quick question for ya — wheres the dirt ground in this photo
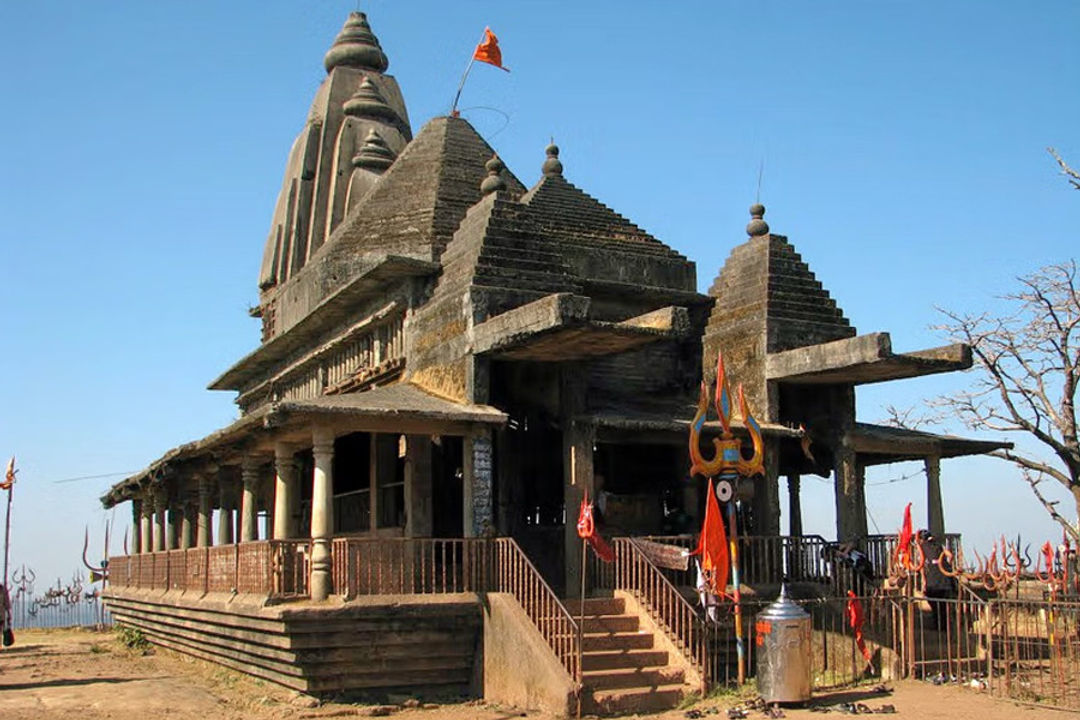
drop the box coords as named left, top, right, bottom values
left=0, top=628, right=1070, bottom=720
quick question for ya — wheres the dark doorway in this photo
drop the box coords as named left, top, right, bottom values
left=431, top=435, right=464, bottom=538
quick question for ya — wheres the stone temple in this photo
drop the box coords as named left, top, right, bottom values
left=100, top=12, right=1006, bottom=714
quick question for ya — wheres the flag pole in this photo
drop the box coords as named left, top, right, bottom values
left=450, top=28, right=489, bottom=117
left=449, top=56, right=476, bottom=117
left=3, top=477, right=13, bottom=597
left=727, top=492, right=745, bottom=685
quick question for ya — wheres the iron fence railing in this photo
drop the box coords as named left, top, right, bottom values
left=492, top=537, right=582, bottom=687
left=105, top=540, right=310, bottom=599
left=330, top=537, right=490, bottom=597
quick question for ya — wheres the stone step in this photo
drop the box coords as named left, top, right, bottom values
left=583, top=665, right=686, bottom=690
left=581, top=649, right=669, bottom=671
left=563, top=596, right=625, bottom=616
left=581, top=631, right=654, bottom=652
left=584, top=685, right=686, bottom=715
left=580, top=614, right=640, bottom=634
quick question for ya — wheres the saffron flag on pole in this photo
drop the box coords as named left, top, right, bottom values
left=897, top=502, right=913, bottom=565
left=576, top=493, right=614, bottom=563
left=690, top=478, right=730, bottom=597
left=473, top=27, right=509, bottom=71
left=0, top=457, right=14, bottom=491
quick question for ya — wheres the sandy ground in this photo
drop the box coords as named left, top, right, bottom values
left=0, top=628, right=1071, bottom=720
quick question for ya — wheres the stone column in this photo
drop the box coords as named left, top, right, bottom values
left=464, top=427, right=494, bottom=538
left=240, top=457, right=261, bottom=543
left=197, top=474, right=214, bottom=547
left=751, top=437, right=782, bottom=536
left=139, top=493, right=153, bottom=554
left=166, top=496, right=183, bottom=551
left=181, top=492, right=198, bottom=550
left=404, top=435, right=433, bottom=537
left=311, top=427, right=335, bottom=601
left=273, top=443, right=298, bottom=540
left=562, top=421, right=595, bottom=597
left=787, top=474, right=803, bottom=536
left=131, top=498, right=143, bottom=556
left=834, top=444, right=868, bottom=542
left=217, top=470, right=235, bottom=545
left=925, top=454, right=944, bottom=537
left=153, top=487, right=167, bottom=552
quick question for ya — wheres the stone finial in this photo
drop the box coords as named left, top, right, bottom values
left=542, top=142, right=563, bottom=177
left=324, top=12, right=389, bottom=73
left=481, top=154, right=507, bottom=195
left=746, top=203, right=769, bottom=237
left=352, top=129, right=396, bottom=172
left=343, top=77, right=398, bottom=122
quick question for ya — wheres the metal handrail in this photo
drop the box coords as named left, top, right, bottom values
left=493, top=537, right=582, bottom=686
left=614, top=537, right=707, bottom=690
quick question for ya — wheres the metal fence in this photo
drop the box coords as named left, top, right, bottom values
left=7, top=584, right=112, bottom=630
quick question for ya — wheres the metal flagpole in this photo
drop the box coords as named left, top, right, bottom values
left=450, top=29, right=488, bottom=116
left=727, top=492, right=745, bottom=684
left=3, top=477, right=13, bottom=594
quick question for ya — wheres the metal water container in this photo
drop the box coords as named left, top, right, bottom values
left=755, top=585, right=812, bottom=704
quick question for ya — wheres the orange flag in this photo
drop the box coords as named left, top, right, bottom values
left=897, top=502, right=913, bottom=565
left=576, top=493, right=613, bottom=563
left=0, top=456, right=14, bottom=491
left=691, top=478, right=730, bottom=596
left=473, top=27, right=509, bottom=72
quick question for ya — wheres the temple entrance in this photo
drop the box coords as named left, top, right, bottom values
left=431, top=435, right=463, bottom=538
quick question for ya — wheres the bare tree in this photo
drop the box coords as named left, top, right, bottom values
left=932, top=260, right=1080, bottom=542
left=1048, top=147, right=1080, bottom=190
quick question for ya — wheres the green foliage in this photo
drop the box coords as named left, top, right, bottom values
left=114, top=624, right=150, bottom=652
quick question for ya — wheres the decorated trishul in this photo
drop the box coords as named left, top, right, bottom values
left=81, top=523, right=111, bottom=584
left=688, top=350, right=764, bottom=687
left=688, top=352, right=765, bottom=482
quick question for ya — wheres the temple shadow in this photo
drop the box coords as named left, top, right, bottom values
left=0, top=676, right=147, bottom=691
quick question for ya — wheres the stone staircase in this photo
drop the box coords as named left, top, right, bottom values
left=565, top=596, right=694, bottom=715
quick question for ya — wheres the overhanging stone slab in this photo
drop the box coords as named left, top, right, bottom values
left=765, top=333, right=972, bottom=385
left=473, top=293, right=688, bottom=361
left=847, top=422, right=1011, bottom=466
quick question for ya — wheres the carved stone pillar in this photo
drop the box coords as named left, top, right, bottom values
left=197, top=474, right=214, bottom=548
left=153, top=487, right=167, bottom=552
left=240, top=457, right=261, bottom=543
left=139, top=492, right=153, bottom=554
left=404, top=435, right=433, bottom=538
left=273, top=443, right=298, bottom=540
left=217, top=469, right=235, bottom=545
left=311, top=427, right=335, bottom=601
left=834, top=444, right=868, bottom=542
left=131, top=498, right=143, bottom=556
left=562, top=421, right=595, bottom=598
left=787, top=474, right=803, bottom=537
left=167, top=496, right=183, bottom=551
left=925, top=454, right=944, bottom=537
left=181, top=492, right=197, bottom=550
left=464, top=427, right=494, bottom=538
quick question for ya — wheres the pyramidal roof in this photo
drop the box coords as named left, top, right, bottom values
left=705, top=205, right=854, bottom=355
left=322, top=116, right=526, bottom=268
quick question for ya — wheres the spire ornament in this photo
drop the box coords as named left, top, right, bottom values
left=352, top=129, right=396, bottom=172
left=324, top=12, right=389, bottom=73
left=480, top=154, right=507, bottom=194
left=746, top=203, right=769, bottom=238
left=542, top=142, right=563, bottom=177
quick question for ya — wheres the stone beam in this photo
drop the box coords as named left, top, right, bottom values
left=766, top=333, right=972, bottom=385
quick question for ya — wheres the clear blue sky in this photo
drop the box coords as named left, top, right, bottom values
left=1, top=1, right=1078, bottom=587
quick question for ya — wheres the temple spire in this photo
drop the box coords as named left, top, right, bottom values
left=324, top=12, right=389, bottom=73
